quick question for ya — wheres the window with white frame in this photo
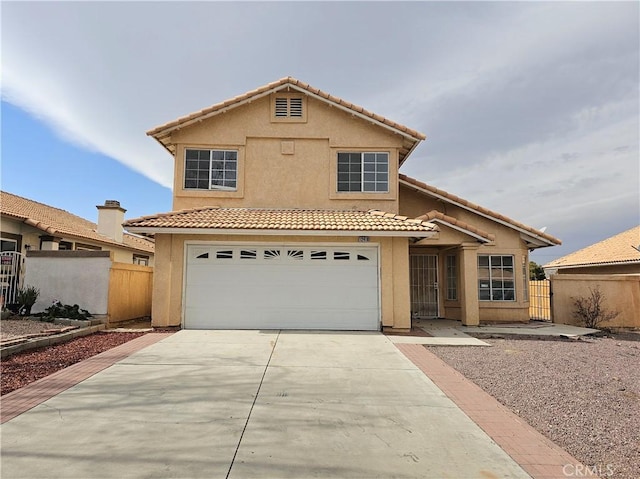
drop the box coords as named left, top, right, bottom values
left=446, top=254, right=458, bottom=301
left=0, top=238, right=18, bottom=252
left=184, top=149, right=237, bottom=191
left=478, top=255, right=515, bottom=301
left=133, top=254, right=150, bottom=266
left=337, top=152, right=389, bottom=192
left=58, top=241, right=73, bottom=250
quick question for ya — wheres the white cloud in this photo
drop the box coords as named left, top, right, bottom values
left=414, top=110, right=639, bottom=234
left=1, top=1, right=638, bottom=260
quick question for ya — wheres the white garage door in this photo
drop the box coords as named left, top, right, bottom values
left=184, top=244, right=379, bottom=330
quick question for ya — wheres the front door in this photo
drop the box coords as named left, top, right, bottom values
left=410, top=254, right=439, bottom=318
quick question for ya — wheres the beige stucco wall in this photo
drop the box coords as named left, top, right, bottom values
left=150, top=233, right=411, bottom=330
left=550, top=274, right=640, bottom=329
left=400, top=185, right=532, bottom=323
left=170, top=94, right=403, bottom=213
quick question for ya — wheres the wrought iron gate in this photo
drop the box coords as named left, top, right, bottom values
left=1, top=251, right=22, bottom=306
left=410, top=254, right=439, bottom=318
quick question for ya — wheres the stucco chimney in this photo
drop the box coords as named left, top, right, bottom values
left=96, top=200, right=126, bottom=243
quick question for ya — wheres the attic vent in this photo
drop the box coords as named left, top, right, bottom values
left=275, top=98, right=289, bottom=117
left=289, top=98, right=303, bottom=117
left=274, top=97, right=304, bottom=118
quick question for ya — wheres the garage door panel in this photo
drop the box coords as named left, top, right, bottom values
left=184, top=244, right=380, bottom=330
left=185, top=308, right=379, bottom=330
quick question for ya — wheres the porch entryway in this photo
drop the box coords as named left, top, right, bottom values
left=410, top=253, right=439, bottom=318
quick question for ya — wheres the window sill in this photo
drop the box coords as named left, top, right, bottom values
left=329, top=191, right=396, bottom=201
left=176, top=189, right=244, bottom=199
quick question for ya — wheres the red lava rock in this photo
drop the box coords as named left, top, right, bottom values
left=1, top=332, right=148, bottom=396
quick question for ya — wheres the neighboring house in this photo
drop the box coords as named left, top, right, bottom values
left=544, top=226, right=640, bottom=275
left=125, top=77, right=560, bottom=331
left=1, top=192, right=155, bottom=304
left=543, top=226, right=640, bottom=329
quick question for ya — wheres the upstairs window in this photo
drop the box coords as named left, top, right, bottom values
left=184, top=149, right=237, bottom=191
left=337, top=152, right=389, bottom=192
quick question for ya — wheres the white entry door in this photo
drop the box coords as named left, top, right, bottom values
left=184, top=244, right=380, bottom=330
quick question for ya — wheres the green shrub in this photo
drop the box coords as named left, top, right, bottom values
left=36, top=300, right=92, bottom=322
left=16, top=285, right=40, bottom=315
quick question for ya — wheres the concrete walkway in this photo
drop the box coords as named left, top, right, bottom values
left=388, top=319, right=599, bottom=346
left=2, top=330, right=532, bottom=478
left=458, top=322, right=600, bottom=337
left=388, top=319, right=490, bottom=346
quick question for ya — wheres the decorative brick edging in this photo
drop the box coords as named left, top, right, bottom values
left=396, top=344, right=599, bottom=479
left=1, top=332, right=173, bottom=424
left=0, top=324, right=107, bottom=359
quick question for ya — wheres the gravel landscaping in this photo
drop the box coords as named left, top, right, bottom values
left=1, top=326, right=149, bottom=395
left=429, top=333, right=640, bottom=479
left=1, top=319, right=69, bottom=341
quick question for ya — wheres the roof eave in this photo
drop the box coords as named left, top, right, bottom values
left=124, top=226, right=437, bottom=238
left=147, top=86, right=280, bottom=143
left=546, top=259, right=640, bottom=270
left=289, top=84, right=424, bottom=144
left=6, top=214, right=154, bottom=254
left=147, top=80, right=425, bottom=153
left=430, top=219, right=492, bottom=243
left=520, top=233, right=556, bottom=250
left=399, top=178, right=560, bottom=248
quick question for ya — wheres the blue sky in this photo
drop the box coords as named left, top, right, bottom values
left=2, top=102, right=172, bottom=221
left=2, top=1, right=638, bottom=265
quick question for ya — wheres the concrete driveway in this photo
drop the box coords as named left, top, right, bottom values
left=1, top=330, right=529, bottom=478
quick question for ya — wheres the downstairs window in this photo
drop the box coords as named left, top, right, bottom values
left=478, top=255, right=515, bottom=301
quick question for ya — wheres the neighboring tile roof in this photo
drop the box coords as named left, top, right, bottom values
left=1, top=191, right=155, bottom=254
left=399, top=174, right=561, bottom=246
left=147, top=77, right=425, bottom=164
left=416, top=210, right=495, bottom=242
left=545, top=226, right=640, bottom=269
left=124, top=207, right=438, bottom=234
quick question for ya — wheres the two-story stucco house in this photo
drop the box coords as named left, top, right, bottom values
left=125, top=77, right=560, bottom=331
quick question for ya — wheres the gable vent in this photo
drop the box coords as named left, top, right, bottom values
left=275, top=98, right=289, bottom=117
left=289, top=98, right=303, bottom=117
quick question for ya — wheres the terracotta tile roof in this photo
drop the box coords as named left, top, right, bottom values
left=147, top=77, right=425, bottom=164
left=545, top=226, right=640, bottom=269
left=124, top=207, right=438, bottom=235
left=416, top=210, right=495, bottom=242
left=399, top=174, right=561, bottom=246
left=1, top=191, right=155, bottom=254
